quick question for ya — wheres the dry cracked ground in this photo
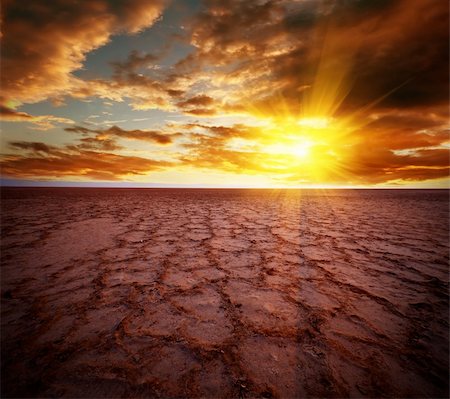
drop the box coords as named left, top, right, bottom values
left=1, top=188, right=449, bottom=398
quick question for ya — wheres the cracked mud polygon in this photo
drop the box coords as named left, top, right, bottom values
left=1, top=188, right=448, bottom=398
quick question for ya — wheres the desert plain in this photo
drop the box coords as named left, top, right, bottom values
left=1, top=187, right=448, bottom=398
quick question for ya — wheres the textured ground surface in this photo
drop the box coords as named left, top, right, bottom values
left=1, top=188, right=449, bottom=398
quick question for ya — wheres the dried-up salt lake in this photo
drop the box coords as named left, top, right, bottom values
left=1, top=188, right=448, bottom=398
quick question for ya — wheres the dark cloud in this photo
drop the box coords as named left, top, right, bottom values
left=9, top=141, right=54, bottom=154
left=111, top=50, right=159, bottom=76
left=106, top=125, right=176, bottom=145
left=0, top=105, right=32, bottom=120
left=76, top=137, right=123, bottom=152
left=366, top=113, right=445, bottom=131
left=65, top=125, right=179, bottom=145
left=178, top=0, right=448, bottom=114
left=184, top=108, right=217, bottom=116
left=65, top=126, right=93, bottom=135
left=167, top=89, right=186, bottom=98
left=177, top=95, right=215, bottom=108
left=1, top=0, right=448, bottom=186
left=341, top=0, right=449, bottom=110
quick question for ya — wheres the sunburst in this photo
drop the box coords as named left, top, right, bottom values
left=235, top=24, right=402, bottom=185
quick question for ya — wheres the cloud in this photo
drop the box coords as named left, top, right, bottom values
left=0, top=105, right=74, bottom=130
left=3, top=0, right=446, bottom=117
left=69, top=73, right=176, bottom=111
left=106, top=125, right=178, bottom=144
left=111, top=50, right=159, bottom=76
left=1, top=0, right=168, bottom=106
left=65, top=125, right=180, bottom=145
left=96, top=49, right=182, bottom=110
left=339, top=147, right=450, bottom=184
left=1, top=0, right=448, bottom=186
left=2, top=113, right=449, bottom=185
left=174, top=0, right=448, bottom=116
left=9, top=141, right=54, bottom=154
left=75, top=137, right=123, bottom=152
left=0, top=105, right=33, bottom=121
left=175, top=119, right=449, bottom=184
left=175, top=95, right=218, bottom=116
left=2, top=141, right=172, bottom=180
left=362, top=111, right=450, bottom=151
left=184, top=108, right=217, bottom=116
left=177, top=95, right=215, bottom=108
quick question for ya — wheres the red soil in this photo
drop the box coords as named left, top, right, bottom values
left=1, top=188, right=448, bottom=398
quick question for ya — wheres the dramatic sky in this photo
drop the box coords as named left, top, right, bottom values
left=1, top=0, right=449, bottom=187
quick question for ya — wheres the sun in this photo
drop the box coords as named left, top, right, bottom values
left=236, top=22, right=402, bottom=186
left=237, top=28, right=376, bottom=182
left=292, top=141, right=311, bottom=158
left=263, top=138, right=313, bottom=161
left=261, top=117, right=328, bottom=163
left=246, top=112, right=355, bottom=184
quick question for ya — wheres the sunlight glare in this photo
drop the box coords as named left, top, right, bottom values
left=297, top=117, right=330, bottom=129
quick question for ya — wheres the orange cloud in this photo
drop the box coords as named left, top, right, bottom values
left=2, top=141, right=172, bottom=180
left=2, top=111, right=449, bottom=185
left=1, top=0, right=167, bottom=106
left=1, top=0, right=448, bottom=186
left=176, top=119, right=449, bottom=185
left=175, top=0, right=448, bottom=117
left=0, top=105, right=74, bottom=130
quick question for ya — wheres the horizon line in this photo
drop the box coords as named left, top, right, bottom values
left=1, top=178, right=448, bottom=190
left=1, top=185, right=448, bottom=190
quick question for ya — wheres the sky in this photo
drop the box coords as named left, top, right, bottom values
left=0, top=0, right=449, bottom=188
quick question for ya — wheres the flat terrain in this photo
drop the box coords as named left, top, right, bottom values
left=1, top=188, right=449, bottom=398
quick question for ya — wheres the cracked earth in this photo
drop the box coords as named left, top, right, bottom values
left=1, top=188, right=449, bottom=398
